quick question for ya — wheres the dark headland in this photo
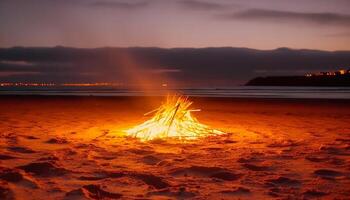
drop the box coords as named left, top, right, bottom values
left=246, top=69, right=350, bottom=87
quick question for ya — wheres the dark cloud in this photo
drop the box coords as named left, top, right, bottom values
left=90, top=0, right=150, bottom=10
left=0, top=47, right=350, bottom=85
left=220, top=9, right=350, bottom=26
left=179, top=0, right=234, bottom=11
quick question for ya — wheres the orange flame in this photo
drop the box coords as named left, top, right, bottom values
left=126, top=95, right=224, bottom=141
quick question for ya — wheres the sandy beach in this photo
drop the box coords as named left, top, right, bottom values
left=0, top=96, right=350, bottom=199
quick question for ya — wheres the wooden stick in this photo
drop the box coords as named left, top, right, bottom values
left=166, top=103, right=180, bottom=137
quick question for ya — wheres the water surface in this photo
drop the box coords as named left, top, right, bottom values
left=1, top=86, right=350, bottom=99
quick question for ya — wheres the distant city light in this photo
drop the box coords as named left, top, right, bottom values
left=305, top=68, right=350, bottom=77
left=0, top=82, right=122, bottom=87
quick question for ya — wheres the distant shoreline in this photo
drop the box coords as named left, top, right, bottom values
left=246, top=75, right=350, bottom=87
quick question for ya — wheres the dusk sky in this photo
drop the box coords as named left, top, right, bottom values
left=1, top=0, right=350, bottom=86
left=1, top=0, right=350, bottom=50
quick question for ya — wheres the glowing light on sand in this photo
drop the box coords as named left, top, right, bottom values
left=126, top=95, right=224, bottom=141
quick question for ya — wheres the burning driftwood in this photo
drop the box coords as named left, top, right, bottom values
left=126, top=95, right=224, bottom=141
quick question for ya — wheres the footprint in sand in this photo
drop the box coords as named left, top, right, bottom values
left=237, top=157, right=262, bottom=163
left=305, top=155, right=346, bottom=166
left=0, top=168, right=39, bottom=189
left=148, top=187, right=197, bottom=199
left=17, top=162, right=68, bottom=177
left=303, top=189, right=329, bottom=198
left=65, top=184, right=122, bottom=200
left=131, top=173, right=170, bottom=189
left=0, top=154, right=17, bottom=160
left=141, top=155, right=162, bottom=165
left=78, top=170, right=124, bottom=181
left=319, top=144, right=350, bottom=156
left=242, top=163, right=271, bottom=171
left=313, top=169, right=344, bottom=179
left=45, top=137, right=69, bottom=144
left=7, top=146, right=36, bottom=154
left=77, top=170, right=170, bottom=190
left=221, top=187, right=251, bottom=196
left=20, top=135, right=39, bottom=140
left=265, top=176, right=301, bottom=187
left=171, top=166, right=242, bottom=181
left=37, top=155, right=60, bottom=162
left=305, top=155, right=329, bottom=162
left=0, top=168, right=24, bottom=183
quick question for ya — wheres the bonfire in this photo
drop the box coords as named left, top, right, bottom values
left=126, top=95, right=224, bottom=141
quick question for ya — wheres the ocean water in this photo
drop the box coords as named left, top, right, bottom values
left=0, top=86, right=350, bottom=99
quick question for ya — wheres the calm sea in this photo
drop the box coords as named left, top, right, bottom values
left=1, top=86, right=350, bottom=99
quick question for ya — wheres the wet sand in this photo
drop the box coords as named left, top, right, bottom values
left=0, top=96, right=350, bottom=199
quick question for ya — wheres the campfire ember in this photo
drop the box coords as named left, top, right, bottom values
left=126, top=95, right=225, bottom=141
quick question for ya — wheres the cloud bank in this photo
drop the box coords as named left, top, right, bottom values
left=1, top=47, right=350, bottom=86
left=220, top=9, right=350, bottom=26
left=91, top=0, right=151, bottom=10
left=179, top=0, right=231, bottom=11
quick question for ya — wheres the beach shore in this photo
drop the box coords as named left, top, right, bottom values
left=1, top=96, right=350, bottom=199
